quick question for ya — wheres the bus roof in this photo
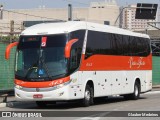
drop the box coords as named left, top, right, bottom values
left=21, top=21, right=149, bottom=38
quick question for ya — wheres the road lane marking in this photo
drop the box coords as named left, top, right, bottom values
left=144, top=91, right=160, bottom=95
left=75, top=112, right=111, bottom=120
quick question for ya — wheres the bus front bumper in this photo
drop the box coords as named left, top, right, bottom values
left=15, top=85, right=71, bottom=101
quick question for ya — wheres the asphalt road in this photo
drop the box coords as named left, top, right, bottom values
left=0, top=90, right=160, bottom=120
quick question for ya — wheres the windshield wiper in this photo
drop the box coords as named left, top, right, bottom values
left=38, top=49, right=52, bottom=80
left=39, top=55, right=52, bottom=80
left=24, top=60, right=38, bottom=79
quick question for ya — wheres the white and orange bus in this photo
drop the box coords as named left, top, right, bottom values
left=6, top=21, right=152, bottom=107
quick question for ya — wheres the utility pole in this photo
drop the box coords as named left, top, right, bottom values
left=0, top=5, right=3, bottom=19
left=114, top=4, right=158, bottom=27
left=10, top=20, right=14, bottom=43
left=68, top=4, right=72, bottom=21
left=21, top=22, right=25, bottom=32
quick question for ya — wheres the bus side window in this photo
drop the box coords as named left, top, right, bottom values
left=69, top=30, right=85, bottom=73
left=16, top=50, right=24, bottom=71
left=70, top=47, right=77, bottom=69
left=85, top=31, right=112, bottom=59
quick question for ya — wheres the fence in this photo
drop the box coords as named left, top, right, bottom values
left=0, top=42, right=16, bottom=92
left=152, top=56, right=160, bottom=85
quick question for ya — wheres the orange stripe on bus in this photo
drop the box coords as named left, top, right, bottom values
left=15, top=76, right=70, bottom=88
left=80, top=54, right=152, bottom=71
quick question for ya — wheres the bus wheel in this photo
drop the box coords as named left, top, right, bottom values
left=82, top=85, right=94, bottom=107
left=36, top=101, right=47, bottom=108
left=131, top=81, right=140, bottom=100
left=124, top=81, right=140, bottom=100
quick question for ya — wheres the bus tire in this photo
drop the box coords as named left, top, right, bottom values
left=82, top=85, right=94, bottom=107
left=124, top=81, right=140, bottom=100
left=36, top=101, right=47, bottom=108
left=130, top=81, right=140, bottom=100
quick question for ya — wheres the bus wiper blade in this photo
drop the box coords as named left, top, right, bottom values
left=39, top=49, right=52, bottom=80
left=25, top=61, right=38, bottom=79
left=40, top=58, right=52, bottom=80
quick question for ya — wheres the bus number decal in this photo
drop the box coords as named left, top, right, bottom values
left=86, top=63, right=93, bottom=67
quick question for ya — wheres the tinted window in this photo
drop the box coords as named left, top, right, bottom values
left=122, top=35, right=130, bottom=55
left=69, top=30, right=85, bottom=72
left=112, top=34, right=124, bottom=55
left=85, top=30, right=150, bottom=59
left=85, top=31, right=112, bottom=58
left=16, top=34, right=68, bottom=81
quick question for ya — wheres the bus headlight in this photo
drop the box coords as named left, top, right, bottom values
left=55, top=80, right=71, bottom=89
left=15, top=84, right=23, bottom=90
left=57, top=84, right=64, bottom=89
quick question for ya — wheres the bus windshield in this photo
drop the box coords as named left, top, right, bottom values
left=15, top=34, right=68, bottom=81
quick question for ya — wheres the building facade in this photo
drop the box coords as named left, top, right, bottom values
left=0, top=0, right=119, bottom=35
left=121, top=4, right=158, bottom=31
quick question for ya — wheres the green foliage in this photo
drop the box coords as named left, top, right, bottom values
left=0, top=35, right=19, bottom=43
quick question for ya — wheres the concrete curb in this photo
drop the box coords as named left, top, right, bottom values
left=0, top=103, right=7, bottom=108
left=152, top=85, right=160, bottom=88
left=0, top=101, right=35, bottom=108
left=0, top=101, right=27, bottom=108
left=6, top=101, right=17, bottom=108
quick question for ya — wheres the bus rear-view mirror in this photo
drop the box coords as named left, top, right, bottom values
left=65, top=38, right=78, bottom=58
left=5, top=42, right=19, bottom=60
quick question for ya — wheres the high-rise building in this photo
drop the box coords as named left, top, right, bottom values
left=121, top=4, right=157, bottom=31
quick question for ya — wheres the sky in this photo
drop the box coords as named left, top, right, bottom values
left=0, top=0, right=160, bottom=9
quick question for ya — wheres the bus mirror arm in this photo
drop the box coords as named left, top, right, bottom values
left=5, top=42, right=19, bottom=60
left=65, top=38, right=78, bottom=58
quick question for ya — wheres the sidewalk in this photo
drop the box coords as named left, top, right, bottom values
left=152, top=85, right=160, bottom=88
left=152, top=85, right=160, bottom=91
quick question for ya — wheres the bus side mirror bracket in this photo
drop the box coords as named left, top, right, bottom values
left=5, top=42, right=19, bottom=60
left=65, top=39, right=78, bottom=58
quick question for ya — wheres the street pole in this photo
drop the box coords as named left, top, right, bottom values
left=68, top=4, right=72, bottom=21
left=0, top=5, right=3, bottom=19
left=147, top=22, right=160, bottom=30
left=10, top=20, right=14, bottom=43
left=21, top=22, right=25, bottom=32
left=114, top=6, right=157, bottom=27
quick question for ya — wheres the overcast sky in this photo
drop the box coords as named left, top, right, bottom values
left=0, top=0, right=160, bottom=9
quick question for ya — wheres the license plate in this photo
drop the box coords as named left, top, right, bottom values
left=33, top=94, right=43, bottom=98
